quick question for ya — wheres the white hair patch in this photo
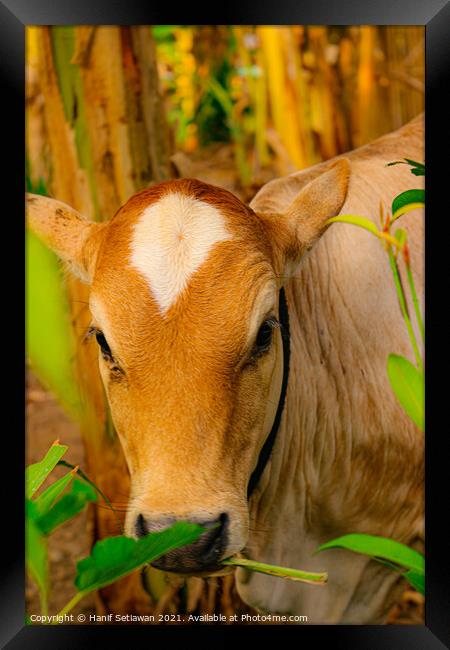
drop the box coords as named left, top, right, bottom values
left=130, top=192, right=232, bottom=314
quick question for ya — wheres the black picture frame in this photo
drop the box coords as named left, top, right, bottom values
left=7, top=0, right=450, bottom=647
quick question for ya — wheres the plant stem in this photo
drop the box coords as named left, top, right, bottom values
left=222, top=556, right=328, bottom=584
left=388, top=248, right=423, bottom=372
left=40, top=589, right=49, bottom=617
left=405, top=263, right=425, bottom=344
left=52, top=590, right=88, bottom=622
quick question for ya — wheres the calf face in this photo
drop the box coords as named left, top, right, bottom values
left=27, top=160, right=350, bottom=574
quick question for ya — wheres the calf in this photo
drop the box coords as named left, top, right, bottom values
left=26, top=114, right=424, bottom=623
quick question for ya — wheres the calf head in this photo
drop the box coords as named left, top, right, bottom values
left=26, top=160, right=350, bottom=575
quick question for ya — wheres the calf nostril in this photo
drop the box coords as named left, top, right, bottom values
left=199, top=512, right=229, bottom=557
left=135, top=513, right=148, bottom=538
left=210, top=512, right=228, bottom=540
left=218, top=512, right=228, bottom=530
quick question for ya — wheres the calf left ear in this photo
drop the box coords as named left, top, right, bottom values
left=26, top=193, right=105, bottom=283
left=258, top=158, right=351, bottom=278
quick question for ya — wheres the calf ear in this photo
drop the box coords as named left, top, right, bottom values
left=257, top=158, right=351, bottom=278
left=26, top=193, right=104, bottom=283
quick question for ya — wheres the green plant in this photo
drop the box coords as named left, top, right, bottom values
left=26, top=176, right=80, bottom=420
left=316, top=534, right=424, bottom=595
left=318, top=159, right=425, bottom=594
left=26, top=442, right=206, bottom=621
left=325, top=158, right=424, bottom=428
left=26, top=442, right=327, bottom=623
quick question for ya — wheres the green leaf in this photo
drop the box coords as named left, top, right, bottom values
left=386, top=159, right=425, bottom=176
left=34, top=470, right=76, bottom=516
left=75, top=521, right=204, bottom=593
left=405, top=569, right=425, bottom=595
left=26, top=517, right=48, bottom=613
left=316, top=534, right=424, bottom=574
left=387, top=354, right=424, bottom=431
left=392, top=189, right=425, bottom=220
left=404, top=159, right=425, bottom=176
left=26, top=497, right=40, bottom=521
left=25, top=443, right=68, bottom=498
left=26, top=227, right=80, bottom=420
left=36, top=478, right=97, bottom=535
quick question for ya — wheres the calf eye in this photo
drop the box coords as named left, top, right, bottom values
left=95, top=331, right=112, bottom=359
left=254, top=318, right=277, bottom=355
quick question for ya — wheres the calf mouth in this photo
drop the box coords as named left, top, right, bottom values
left=153, top=564, right=235, bottom=578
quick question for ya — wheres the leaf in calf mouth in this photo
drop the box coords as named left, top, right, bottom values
left=75, top=521, right=205, bottom=593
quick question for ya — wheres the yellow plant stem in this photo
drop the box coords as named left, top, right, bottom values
left=326, top=214, right=403, bottom=250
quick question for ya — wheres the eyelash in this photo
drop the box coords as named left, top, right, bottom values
left=251, top=316, right=279, bottom=358
left=86, top=326, right=115, bottom=363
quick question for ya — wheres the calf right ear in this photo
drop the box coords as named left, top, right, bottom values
left=255, top=158, right=350, bottom=280
left=26, top=193, right=104, bottom=283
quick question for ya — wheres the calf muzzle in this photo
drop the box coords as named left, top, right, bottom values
left=135, top=512, right=229, bottom=574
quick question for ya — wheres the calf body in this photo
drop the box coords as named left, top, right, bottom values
left=27, top=115, right=424, bottom=623
left=241, top=115, right=424, bottom=622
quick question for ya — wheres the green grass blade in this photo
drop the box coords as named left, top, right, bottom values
left=222, top=556, right=327, bottom=584
left=25, top=442, right=68, bottom=498
left=26, top=517, right=49, bottom=615
left=405, top=569, right=425, bottom=595
left=386, top=159, right=425, bottom=176
left=34, top=470, right=76, bottom=515
left=325, top=214, right=380, bottom=235
left=325, top=214, right=401, bottom=249
left=35, top=478, right=97, bottom=535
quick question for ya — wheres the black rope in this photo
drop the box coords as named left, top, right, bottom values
left=247, top=286, right=290, bottom=498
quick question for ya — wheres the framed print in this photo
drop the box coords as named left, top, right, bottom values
left=3, top=0, right=449, bottom=646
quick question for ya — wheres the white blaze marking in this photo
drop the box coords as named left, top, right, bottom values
left=130, top=192, right=232, bottom=314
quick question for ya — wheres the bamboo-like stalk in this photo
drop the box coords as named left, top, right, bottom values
left=26, top=27, right=50, bottom=186
left=354, top=27, right=378, bottom=147
left=308, top=26, right=338, bottom=160
left=259, top=26, right=292, bottom=175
